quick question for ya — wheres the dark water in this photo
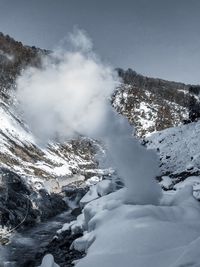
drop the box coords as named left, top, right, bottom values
left=0, top=211, right=74, bottom=267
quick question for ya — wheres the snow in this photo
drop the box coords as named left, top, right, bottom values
left=159, top=176, right=173, bottom=189
left=146, top=120, right=200, bottom=198
left=72, top=231, right=95, bottom=252
left=80, top=185, right=99, bottom=206
left=85, top=176, right=101, bottom=186
left=38, top=254, right=59, bottom=267
left=133, top=101, right=158, bottom=135
left=113, top=85, right=188, bottom=137
left=36, top=162, right=72, bottom=177
left=174, top=176, right=200, bottom=190
left=64, top=186, right=200, bottom=267
left=96, top=179, right=114, bottom=196
left=174, top=176, right=200, bottom=199
left=147, top=120, right=200, bottom=174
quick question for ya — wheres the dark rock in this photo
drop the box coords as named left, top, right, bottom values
left=0, top=168, right=68, bottom=230
left=35, top=230, right=85, bottom=267
left=71, top=207, right=82, bottom=217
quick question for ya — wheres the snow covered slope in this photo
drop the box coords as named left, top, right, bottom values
left=113, top=83, right=189, bottom=137
left=112, top=69, right=200, bottom=137
left=0, top=96, right=99, bottom=188
left=146, top=120, right=200, bottom=199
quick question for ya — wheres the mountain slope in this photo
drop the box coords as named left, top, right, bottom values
left=0, top=32, right=102, bottom=184
left=0, top=33, right=105, bottom=234
left=113, top=68, right=200, bottom=137
left=146, top=120, right=200, bottom=199
left=0, top=32, right=49, bottom=103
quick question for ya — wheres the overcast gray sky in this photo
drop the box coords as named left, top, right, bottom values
left=0, top=0, right=200, bottom=84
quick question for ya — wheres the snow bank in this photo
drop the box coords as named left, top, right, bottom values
left=80, top=178, right=115, bottom=209
left=38, top=254, right=59, bottom=267
left=64, top=185, right=200, bottom=267
left=80, top=185, right=99, bottom=206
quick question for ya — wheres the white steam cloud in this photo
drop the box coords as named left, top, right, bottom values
left=16, top=29, right=161, bottom=205
left=105, top=110, right=162, bottom=205
left=16, top=29, right=116, bottom=142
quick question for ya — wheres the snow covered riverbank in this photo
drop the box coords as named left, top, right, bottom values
left=40, top=179, right=200, bottom=267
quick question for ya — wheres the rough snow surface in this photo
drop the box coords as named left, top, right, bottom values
left=146, top=120, right=200, bottom=198
left=147, top=120, right=200, bottom=174
left=57, top=185, right=200, bottom=267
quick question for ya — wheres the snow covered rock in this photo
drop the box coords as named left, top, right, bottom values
left=96, top=179, right=114, bottom=197
left=80, top=186, right=99, bottom=206
left=85, top=176, right=101, bottom=186
left=38, top=254, right=59, bottom=267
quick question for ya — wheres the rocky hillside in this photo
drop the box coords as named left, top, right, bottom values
left=0, top=32, right=102, bottom=182
left=0, top=32, right=50, bottom=102
left=0, top=33, right=106, bottom=233
left=0, top=80, right=103, bottom=234
left=1, top=32, right=200, bottom=139
left=113, top=68, right=200, bottom=137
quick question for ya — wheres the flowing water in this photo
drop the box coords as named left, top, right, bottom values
left=0, top=211, right=75, bottom=267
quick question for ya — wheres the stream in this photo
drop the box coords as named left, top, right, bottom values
left=0, top=211, right=77, bottom=267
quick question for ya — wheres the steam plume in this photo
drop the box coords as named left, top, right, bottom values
left=16, top=29, right=161, bottom=205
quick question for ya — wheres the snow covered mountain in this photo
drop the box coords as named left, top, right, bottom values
left=1, top=33, right=200, bottom=267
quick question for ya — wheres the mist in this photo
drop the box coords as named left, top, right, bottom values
left=16, top=29, right=161, bottom=205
